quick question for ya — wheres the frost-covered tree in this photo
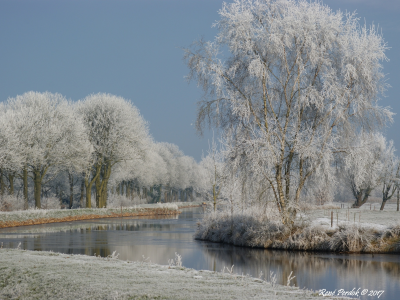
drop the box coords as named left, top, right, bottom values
left=343, top=133, right=393, bottom=208
left=3, top=92, right=90, bottom=208
left=378, top=141, right=398, bottom=210
left=110, top=141, right=167, bottom=202
left=78, top=93, right=151, bottom=208
left=110, top=140, right=204, bottom=204
left=0, top=104, right=21, bottom=197
left=199, top=139, right=224, bottom=211
left=184, top=0, right=392, bottom=224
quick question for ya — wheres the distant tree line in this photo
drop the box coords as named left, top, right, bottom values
left=0, top=92, right=214, bottom=210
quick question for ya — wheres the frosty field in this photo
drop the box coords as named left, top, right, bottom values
left=302, top=203, right=400, bottom=229
left=0, top=248, right=351, bottom=300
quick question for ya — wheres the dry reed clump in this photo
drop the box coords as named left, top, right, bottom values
left=328, top=224, right=377, bottom=252
left=195, top=206, right=292, bottom=247
left=196, top=207, right=400, bottom=253
left=377, top=223, right=400, bottom=252
left=282, top=226, right=331, bottom=251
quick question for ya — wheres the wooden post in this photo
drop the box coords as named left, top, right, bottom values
left=336, top=210, right=338, bottom=226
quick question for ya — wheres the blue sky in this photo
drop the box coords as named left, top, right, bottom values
left=0, top=0, right=399, bottom=161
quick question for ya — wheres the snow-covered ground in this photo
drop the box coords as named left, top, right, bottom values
left=301, top=203, right=399, bottom=229
left=300, top=203, right=400, bottom=229
left=0, top=248, right=349, bottom=300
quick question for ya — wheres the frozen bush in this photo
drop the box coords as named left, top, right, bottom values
left=0, top=195, right=25, bottom=211
left=41, top=197, right=61, bottom=210
left=107, top=194, right=132, bottom=208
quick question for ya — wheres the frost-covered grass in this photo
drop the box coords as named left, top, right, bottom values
left=196, top=203, right=400, bottom=253
left=0, top=201, right=204, bottom=228
left=0, top=248, right=347, bottom=300
left=0, top=202, right=185, bottom=225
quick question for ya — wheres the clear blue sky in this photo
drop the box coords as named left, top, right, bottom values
left=0, top=0, right=399, bottom=161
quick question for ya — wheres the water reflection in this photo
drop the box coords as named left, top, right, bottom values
left=0, top=208, right=399, bottom=300
left=198, top=243, right=400, bottom=300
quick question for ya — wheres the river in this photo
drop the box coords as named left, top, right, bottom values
left=0, top=207, right=398, bottom=300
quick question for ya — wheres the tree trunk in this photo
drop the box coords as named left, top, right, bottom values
left=23, top=167, right=28, bottom=210
left=58, top=184, right=63, bottom=207
left=8, top=173, right=15, bottom=195
left=99, top=176, right=109, bottom=208
left=158, top=184, right=162, bottom=202
left=126, top=181, right=131, bottom=198
left=0, top=169, right=4, bottom=197
left=68, top=172, right=74, bottom=209
left=380, top=200, right=387, bottom=211
left=189, top=188, right=193, bottom=201
left=352, top=187, right=372, bottom=208
left=132, top=182, right=135, bottom=199
left=85, top=165, right=101, bottom=208
left=397, top=190, right=399, bottom=212
left=96, top=162, right=112, bottom=208
left=116, top=183, right=120, bottom=196
left=213, top=184, right=217, bottom=211
left=150, top=186, right=154, bottom=203
left=137, top=186, right=141, bottom=199
left=85, top=163, right=101, bottom=208
left=80, top=177, right=85, bottom=208
left=95, top=174, right=101, bottom=208
left=85, top=178, right=94, bottom=208
left=33, top=170, right=42, bottom=209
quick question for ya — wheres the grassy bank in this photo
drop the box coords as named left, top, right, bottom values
left=195, top=204, right=400, bottom=253
left=0, top=202, right=200, bottom=229
left=0, top=248, right=348, bottom=300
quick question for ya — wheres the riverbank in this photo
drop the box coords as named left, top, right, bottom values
left=196, top=204, right=400, bottom=254
left=0, top=248, right=349, bottom=300
left=0, top=202, right=203, bottom=229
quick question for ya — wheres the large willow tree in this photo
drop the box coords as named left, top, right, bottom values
left=184, top=0, right=393, bottom=224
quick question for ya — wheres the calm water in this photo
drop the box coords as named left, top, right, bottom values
left=1, top=207, right=399, bottom=300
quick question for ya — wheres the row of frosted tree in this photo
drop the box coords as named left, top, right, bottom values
left=0, top=92, right=218, bottom=210
left=183, top=0, right=399, bottom=224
